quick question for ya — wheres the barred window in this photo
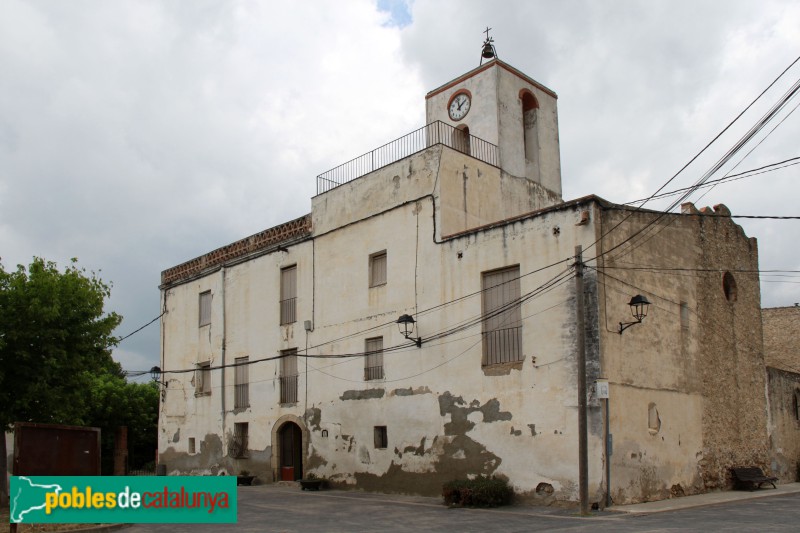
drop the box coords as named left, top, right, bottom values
left=231, top=423, right=248, bottom=458
left=234, top=357, right=249, bottom=408
left=280, top=349, right=298, bottom=404
left=374, top=426, right=388, bottom=449
left=481, top=266, right=523, bottom=365
left=369, top=251, right=387, bottom=287
left=199, top=291, right=212, bottom=327
left=280, top=266, right=297, bottom=325
left=364, top=337, right=384, bottom=381
left=195, top=361, right=211, bottom=395
left=188, top=438, right=196, bottom=454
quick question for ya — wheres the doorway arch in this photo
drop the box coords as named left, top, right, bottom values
left=270, top=415, right=310, bottom=481
left=453, top=124, right=471, bottom=155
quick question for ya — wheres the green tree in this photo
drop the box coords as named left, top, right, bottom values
left=0, top=257, right=122, bottom=503
left=85, top=373, right=159, bottom=473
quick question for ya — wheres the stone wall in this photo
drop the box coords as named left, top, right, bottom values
left=694, top=208, right=770, bottom=489
left=596, top=202, right=770, bottom=502
left=763, top=306, right=800, bottom=372
left=766, top=367, right=800, bottom=482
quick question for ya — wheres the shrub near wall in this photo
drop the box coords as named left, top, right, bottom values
left=442, top=476, right=513, bottom=507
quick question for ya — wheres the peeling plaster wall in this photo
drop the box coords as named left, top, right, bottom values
left=598, top=206, right=704, bottom=503
left=160, top=177, right=602, bottom=502
left=598, top=204, right=768, bottom=503
left=160, top=189, right=768, bottom=505
left=159, top=240, right=314, bottom=482
left=158, top=63, right=768, bottom=506
left=301, top=193, right=601, bottom=501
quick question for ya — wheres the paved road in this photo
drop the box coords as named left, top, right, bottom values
left=126, top=484, right=800, bottom=532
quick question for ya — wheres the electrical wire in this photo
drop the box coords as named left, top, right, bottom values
left=622, top=157, right=800, bottom=206
left=117, top=311, right=165, bottom=343
left=149, top=265, right=576, bottom=376
left=579, top=56, right=800, bottom=268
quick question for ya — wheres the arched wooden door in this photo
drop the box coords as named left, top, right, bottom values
left=278, top=422, right=303, bottom=481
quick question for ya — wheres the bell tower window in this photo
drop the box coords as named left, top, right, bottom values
left=520, top=90, right=539, bottom=162
left=454, top=125, right=471, bottom=155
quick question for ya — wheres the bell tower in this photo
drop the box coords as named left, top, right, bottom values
left=424, top=38, right=562, bottom=201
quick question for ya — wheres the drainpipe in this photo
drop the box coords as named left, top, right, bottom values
left=220, top=267, right=227, bottom=443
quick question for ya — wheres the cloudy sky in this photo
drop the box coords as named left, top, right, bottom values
left=2, top=0, right=799, bottom=378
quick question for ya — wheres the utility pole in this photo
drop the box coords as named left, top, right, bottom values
left=575, top=245, right=589, bottom=515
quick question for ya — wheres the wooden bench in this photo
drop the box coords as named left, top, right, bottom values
left=731, top=467, right=778, bottom=491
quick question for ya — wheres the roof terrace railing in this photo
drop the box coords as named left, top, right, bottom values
left=316, top=120, right=499, bottom=195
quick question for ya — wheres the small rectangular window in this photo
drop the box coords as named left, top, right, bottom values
left=235, top=357, right=249, bottom=408
left=280, top=349, right=298, bottom=404
left=374, top=426, right=388, bottom=449
left=364, top=337, right=384, bottom=381
left=369, top=251, right=387, bottom=287
left=196, top=361, right=212, bottom=396
left=188, top=438, right=196, bottom=454
left=199, top=291, right=212, bottom=327
left=232, top=423, right=248, bottom=458
left=280, top=266, right=297, bottom=325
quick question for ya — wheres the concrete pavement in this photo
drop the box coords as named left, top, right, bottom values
left=609, top=481, right=800, bottom=514
left=121, top=482, right=800, bottom=532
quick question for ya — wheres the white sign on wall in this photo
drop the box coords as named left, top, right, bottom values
left=595, top=378, right=609, bottom=399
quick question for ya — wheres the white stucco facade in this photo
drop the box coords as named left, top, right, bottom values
left=158, top=59, right=774, bottom=506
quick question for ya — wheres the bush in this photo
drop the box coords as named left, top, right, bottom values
left=442, top=476, right=513, bottom=507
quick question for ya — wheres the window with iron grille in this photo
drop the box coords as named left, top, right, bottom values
left=481, top=266, right=523, bottom=365
left=234, top=357, right=249, bottom=408
left=231, top=422, right=248, bottom=458
left=188, top=438, right=196, bottom=454
left=280, top=349, right=298, bottom=404
left=364, top=337, right=384, bottom=381
left=369, top=251, right=387, bottom=287
left=199, top=291, right=212, bottom=327
left=280, top=265, right=297, bottom=324
left=374, top=426, right=388, bottom=449
left=195, top=361, right=212, bottom=395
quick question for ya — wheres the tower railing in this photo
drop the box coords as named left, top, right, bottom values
left=316, top=120, right=499, bottom=195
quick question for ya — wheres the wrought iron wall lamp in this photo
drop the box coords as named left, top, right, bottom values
left=396, top=314, right=422, bottom=347
left=618, top=294, right=651, bottom=334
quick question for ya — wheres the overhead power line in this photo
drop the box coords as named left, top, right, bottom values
left=622, top=157, right=800, bottom=206
left=579, top=55, right=800, bottom=267
left=117, top=311, right=165, bottom=343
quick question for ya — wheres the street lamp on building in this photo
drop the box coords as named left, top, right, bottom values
left=618, top=295, right=651, bottom=334
left=396, top=314, right=422, bottom=347
left=150, top=366, right=161, bottom=382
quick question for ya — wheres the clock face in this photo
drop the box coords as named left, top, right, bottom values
left=448, top=92, right=471, bottom=121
